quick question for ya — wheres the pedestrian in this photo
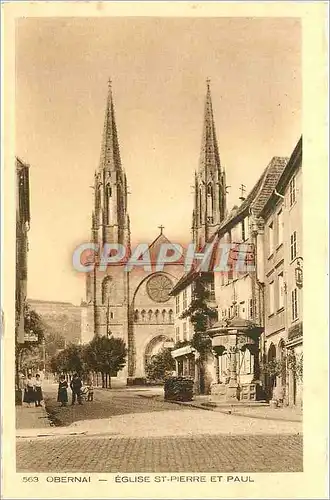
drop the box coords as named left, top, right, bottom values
left=23, top=373, right=35, bottom=408
left=34, top=373, right=43, bottom=407
left=87, top=378, right=94, bottom=402
left=57, top=375, right=68, bottom=407
left=70, top=373, right=83, bottom=405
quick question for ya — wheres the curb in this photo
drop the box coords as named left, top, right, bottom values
left=161, top=397, right=302, bottom=422
left=16, top=430, right=88, bottom=439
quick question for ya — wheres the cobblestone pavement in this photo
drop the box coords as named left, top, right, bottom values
left=16, top=433, right=303, bottom=473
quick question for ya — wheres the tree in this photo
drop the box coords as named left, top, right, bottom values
left=83, top=335, right=127, bottom=388
left=49, top=344, right=86, bottom=376
left=180, top=274, right=218, bottom=394
left=44, top=331, right=66, bottom=359
left=146, top=348, right=175, bottom=383
left=15, top=304, right=46, bottom=387
left=65, top=343, right=86, bottom=374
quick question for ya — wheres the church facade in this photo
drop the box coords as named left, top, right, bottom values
left=84, top=80, right=225, bottom=384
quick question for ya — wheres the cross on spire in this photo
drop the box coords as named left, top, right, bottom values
left=158, top=225, right=165, bottom=235
left=239, top=184, right=246, bottom=201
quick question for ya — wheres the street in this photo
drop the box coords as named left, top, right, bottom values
left=16, top=384, right=303, bottom=473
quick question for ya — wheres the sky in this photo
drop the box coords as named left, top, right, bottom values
left=16, top=17, right=301, bottom=305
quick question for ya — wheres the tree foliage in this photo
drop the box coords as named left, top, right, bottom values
left=84, top=335, right=127, bottom=376
left=180, top=275, right=217, bottom=354
left=15, top=304, right=46, bottom=380
left=50, top=335, right=127, bottom=387
left=145, top=348, right=175, bottom=382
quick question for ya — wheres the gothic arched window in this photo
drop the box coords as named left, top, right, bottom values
left=161, top=309, right=166, bottom=322
left=148, top=309, right=153, bottom=322
left=141, top=309, right=146, bottom=322
left=105, top=183, right=112, bottom=224
left=102, top=276, right=112, bottom=304
left=199, top=187, right=203, bottom=224
left=168, top=309, right=173, bottom=323
left=134, top=309, right=139, bottom=322
left=155, top=309, right=160, bottom=323
left=207, top=183, right=214, bottom=222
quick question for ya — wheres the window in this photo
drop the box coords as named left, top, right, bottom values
left=278, top=273, right=284, bottom=310
left=277, top=209, right=283, bottom=246
left=291, top=288, right=298, bottom=320
left=209, top=281, right=215, bottom=300
left=290, top=231, right=297, bottom=261
left=268, top=222, right=274, bottom=256
left=207, top=184, right=214, bottom=223
left=183, top=289, right=187, bottom=310
left=249, top=298, right=254, bottom=319
left=227, top=235, right=234, bottom=281
left=110, top=312, right=114, bottom=320
left=289, top=176, right=296, bottom=207
left=102, top=276, right=112, bottom=304
left=241, top=217, right=249, bottom=241
left=269, top=281, right=275, bottom=315
left=182, top=322, right=187, bottom=340
left=175, top=327, right=180, bottom=343
left=175, top=295, right=180, bottom=314
left=241, top=220, right=246, bottom=242
left=230, top=305, right=234, bottom=318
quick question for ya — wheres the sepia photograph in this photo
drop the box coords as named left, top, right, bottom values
left=1, top=2, right=328, bottom=499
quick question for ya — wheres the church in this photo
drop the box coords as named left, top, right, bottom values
left=83, top=79, right=227, bottom=384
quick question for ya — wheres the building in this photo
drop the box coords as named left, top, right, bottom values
left=85, top=81, right=184, bottom=383
left=28, top=299, right=83, bottom=345
left=208, top=156, right=289, bottom=402
left=16, top=157, right=30, bottom=344
left=260, top=137, right=302, bottom=406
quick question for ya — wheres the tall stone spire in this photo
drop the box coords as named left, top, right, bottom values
left=192, top=80, right=227, bottom=248
left=93, top=80, right=130, bottom=247
left=99, top=78, right=122, bottom=172
left=198, top=78, right=222, bottom=176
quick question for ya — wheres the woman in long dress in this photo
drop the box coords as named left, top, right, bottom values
left=34, top=373, right=43, bottom=407
left=57, top=375, right=68, bottom=406
left=23, top=374, right=35, bottom=407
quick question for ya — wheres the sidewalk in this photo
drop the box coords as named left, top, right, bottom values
left=138, top=388, right=302, bottom=422
left=16, top=404, right=53, bottom=430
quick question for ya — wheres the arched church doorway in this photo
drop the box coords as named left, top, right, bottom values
left=144, top=335, right=170, bottom=372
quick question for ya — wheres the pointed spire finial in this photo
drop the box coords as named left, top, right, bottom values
left=108, top=78, right=112, bottom=90
left=206, top=77, right=211, bottom=90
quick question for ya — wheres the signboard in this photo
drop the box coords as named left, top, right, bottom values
left=24, top=332, right=38, bottom=342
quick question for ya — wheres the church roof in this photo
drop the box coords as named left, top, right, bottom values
left=141, top=230, right=185, bottom=266
left=198, top=79, right=223, bottom=176
left=215, top=155, right=289, bottom=232
left=99, top=79, right=122, bottom=172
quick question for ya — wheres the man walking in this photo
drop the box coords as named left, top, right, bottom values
left=70, top=373, right=83, bottom=405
